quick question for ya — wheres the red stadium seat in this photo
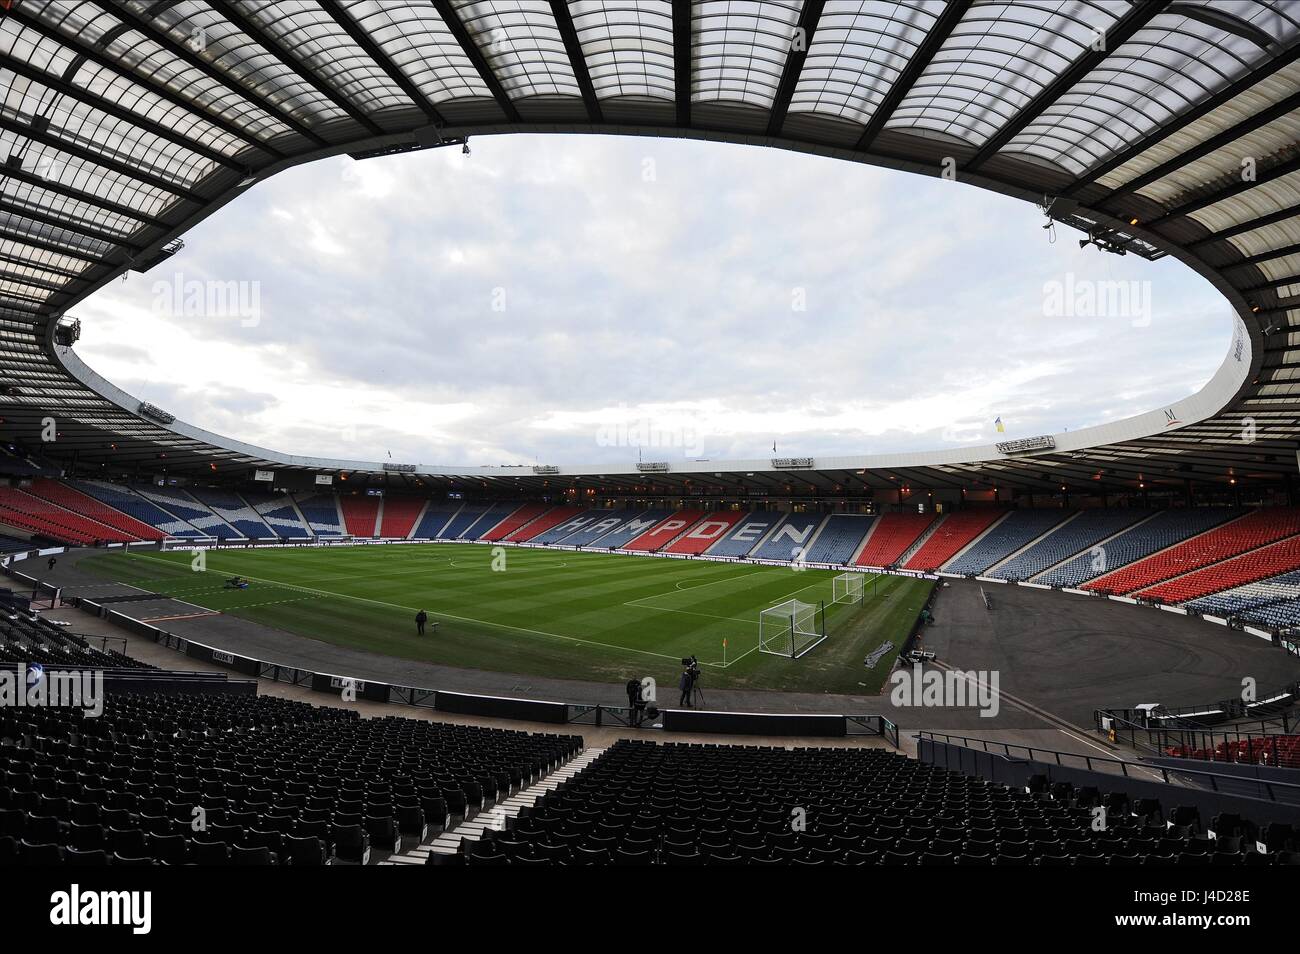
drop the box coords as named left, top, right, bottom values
left=856, top=513, right=937, bottom=567
left=1086, top=508, right=1300, bottom=595
left=378, top=496, right=425, bottom=538
left=340, top=496, right=380, bottom=536
left=903, top=510, right=1003, bottom=572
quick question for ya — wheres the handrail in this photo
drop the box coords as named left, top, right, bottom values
left=917, top=730, right=1300, bottom=801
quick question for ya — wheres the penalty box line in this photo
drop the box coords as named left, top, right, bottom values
left=122, top=551, right=689, bottom=666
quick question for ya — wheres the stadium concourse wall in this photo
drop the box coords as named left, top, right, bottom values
left=0, top=541, right=899, bottom=741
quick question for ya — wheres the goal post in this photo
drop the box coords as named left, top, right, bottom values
left=758, top=598, right=827, bottom=659
left=832, top=571, right=864, bottom=605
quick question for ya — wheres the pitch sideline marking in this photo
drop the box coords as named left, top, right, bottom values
left=117, top=551, right=690, bottom=665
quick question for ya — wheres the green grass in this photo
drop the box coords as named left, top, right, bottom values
left=78, top=544, right=933, bottom=695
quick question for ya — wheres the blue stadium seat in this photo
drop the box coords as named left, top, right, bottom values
left=1036, top=508, right=1241, bottom=588
left=803, top=515, right=875, bottom=564
left=944, top=510, right=1071, bottom=575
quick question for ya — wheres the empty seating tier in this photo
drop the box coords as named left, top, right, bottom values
left=481, top=504, right=551, bottom=542
left=803, top=515, right=875, bottom=565
left=137, top=486, right=241, bottom=540
left=747, top=513, right=825, bottom=562
left=458, top=503, right=522, bottom=541
left=594, top=510, right=674, bottom=549
left=990, top=509, right=1143, bottom=582
left=0, top=487, right=133, bottom=545
left=0, top=690, right=580, bottom=866
left=1036, top=508, right=1239, bottom=589
left=556, top=511, right=645, bottom=548
left=243, top=492, right=310, bottom=539
left=1137, top=535, right=1300, bottom=604
left=944, top=509, right=1069, bottom=576
left=412, top=503, right=462, bottom=539
left=187, top=489, right=275, bottom=539
left=71, top=481, right=201, bottom=538
left=339, top=496, right=380, bottom=537
left=505, top=506, right=582, bottom=543
left=293, top=493, right=344, bottom=536
left=622, top=511, right=707, bottom=552
left=1085, top=509, right=1300, bottom=595
left=664, top=512, right=749, bottom=555
left=903, top=510, right=1004, bottom=572
left=706, top=512, right=784, bottom=558
left=439, top=739, right=1291, bottom=866
left=855, top=513, right=936, bottom=567
left=378, top=497, right=426, bottom=538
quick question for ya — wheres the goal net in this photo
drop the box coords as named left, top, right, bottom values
left=759, top=599, right=826, bottom=659
left=832, top=571, right=864, bottom=605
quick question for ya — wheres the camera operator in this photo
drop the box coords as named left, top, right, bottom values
left=625, top=676, right=645, bottom=727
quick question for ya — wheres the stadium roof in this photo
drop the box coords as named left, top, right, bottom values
left=3, top=0, right=1300, bottom=495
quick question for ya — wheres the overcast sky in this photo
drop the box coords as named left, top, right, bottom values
left=75, top=133, right=1231, bottom=467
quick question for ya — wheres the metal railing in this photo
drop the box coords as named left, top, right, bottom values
left=917, top=730, right=1300, bottom=802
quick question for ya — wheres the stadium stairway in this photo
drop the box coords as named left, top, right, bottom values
left=387, top=747, right=603, bottom=865
left=482, top=503, right=550, bottom=541
left=340, top=495, right=381, bottom=537
left=378, top=496, right=426, bottom=538
left=904, top=510, right=1005, bottom=572
left=1084, top=508, right=1300, bottom=595
left=622, top=510, right=707, bottom=552
left=664, top=511, right=748, bottom=555
left=506, top=506, right=581, bottom=543
left=854, top=513, right=936, bottom=567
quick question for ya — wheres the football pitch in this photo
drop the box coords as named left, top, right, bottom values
left=79, top=544, right=934, bottom=695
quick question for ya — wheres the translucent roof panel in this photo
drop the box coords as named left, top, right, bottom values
left=569, top=0, right=676, bottom=101
left=889, top=0, right=1124, bottom=147
left=238, top=0, right=417, bottom=114
left=0, top=66, right=220, bottom=192
left=452, top=1, right=580, bottom=99
left=692, top=0, right=802, bottom=109
left=0, top=129, right=176, bottom=219
left=1008, top=2, right=1300, bottom=176
left=342, top=0, right=494, bottom=104
left=43, top=1, right=297, bottom=146
left=146, top=0, right=351, bottom=131
left=0, top=15, right=252, bottom=161
left=788, top=0, right=945, bottom=125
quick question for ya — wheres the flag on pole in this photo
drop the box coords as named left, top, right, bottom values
left=994, top=416, right=1005, bottom=433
